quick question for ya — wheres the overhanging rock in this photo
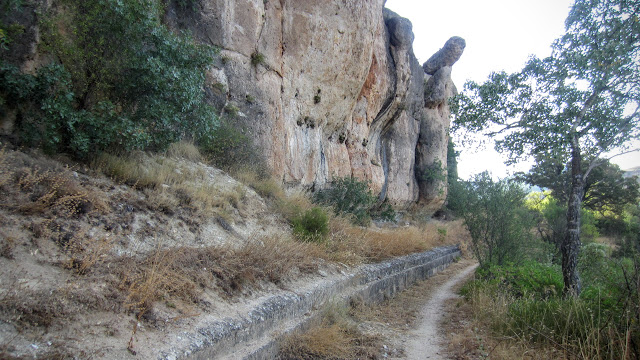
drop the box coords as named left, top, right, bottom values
left=159, top=245, right=461, bottom=360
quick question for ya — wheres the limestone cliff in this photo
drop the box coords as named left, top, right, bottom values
left=165, top=0, right=464, bottom=212
left=2, top=0, right=464, bottom=212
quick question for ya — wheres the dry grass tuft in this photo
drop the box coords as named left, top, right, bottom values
left=278, top=303, right=382, bottom=359
left=117, top=235, right=321, bottom=316
left=0, top=147, right=10, bottom=188
left=0, top=149, right=113, bottom=274
left=93, top=152, right=189, bottom=189
left=166, top=141, right=203, bottom=162
left=275, top=190, right=314, bottom=220
left=320, top=219, right=468, bottom=265
left=62, top=232, right=115, bottom=275
left=94, top=152, right=246, bottom=219
left=15, top=168, right=108, bottom=217
left=232, top=168, right=285, bottom=200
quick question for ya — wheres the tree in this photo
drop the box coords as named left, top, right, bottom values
left=1, top=0, right=217, bottom=158
left=522, top=157, right=639, bottom=217
left=457, top=173, right=533, bottom=267
left=452, top=0, right=640, bottom=296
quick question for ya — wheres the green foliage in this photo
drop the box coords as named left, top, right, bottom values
left=176, top=0, right=198, bottom=10
left=523, top=157, right=639, bottom=217
left=291, top=207, right=329, bottom=243
left=198, top=118, right=268, bottom=176
left=0, top=0, right=218, bottom=158
left=313, top=176, right=377, bottom=226
left=506, top=297, right=604, bottom=345
left=0, top=0, right=22, bottom=11
left=416, top=159, right=446, bottom=184
left=457, top=172, right=534, bottom=266
left=446, top=139, right=458, bottom=185
left=0, top=22, right=23, bottom=51
left=472, top=261, right=563, bottom=300
left=578, top=245, right=639, bottom=313
left=250, top=51, right=265, bottom=66
left=613, top=204, right=640, bottom=257
left=445, top=176, right=467, bottom=217
left=526, top=192, right=600, bottom=258
left=465, top=257, right=640, bottom=358
left=452, top=0, right=640, bottom=295
left=445, top=139, right=465, bottom=215
left=369, top=201, right=396, bottom=222
left=0, top=61, right=115, bottom=155
left=525, top=192, right=566, bottom=258
left=224, top=103, right=240, bottom=117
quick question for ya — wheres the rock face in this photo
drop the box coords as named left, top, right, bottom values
left=165, top=1, right=465, bottom=211
left=3, top=0, right=464, bottom=212
left=417, top=36, right=466, bottom=211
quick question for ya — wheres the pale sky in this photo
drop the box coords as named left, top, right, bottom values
left=385, top=0, right=640, bottom=179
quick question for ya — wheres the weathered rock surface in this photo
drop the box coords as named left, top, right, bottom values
left=165, top=1, right=464, bottom=211
left=3, top=0, right=464, bottom=212
left=417, top=37, right=465, bottom=211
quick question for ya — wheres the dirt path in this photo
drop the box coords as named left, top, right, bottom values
left=403, top=262, right=478, bottom=359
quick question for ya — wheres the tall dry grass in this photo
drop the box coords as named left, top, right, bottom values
left=0, top=148, right=114, bottom=274
left=464, top=281, right=639, bottom=359
left=117, top=235, right=322, bottom=316
left=322, top=217, right=468, bottom=265
left=278, top=302, right=382, bottom=359
left=93, top=151, right=246, bottom=219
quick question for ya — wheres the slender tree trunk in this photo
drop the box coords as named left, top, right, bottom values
left=562, top=140, right=584, bottom=296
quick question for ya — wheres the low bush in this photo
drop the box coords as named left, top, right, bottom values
left=198, top=118, right=269, bottom=176
left=456, top=172, right=535, bottom=266
left=313, top=176, right=377, bottom=226
left=292, top=207, right=329, bottom=243
left=472, top=261, right=563, bottom=300
left=250, top=51, right=265, bottom=66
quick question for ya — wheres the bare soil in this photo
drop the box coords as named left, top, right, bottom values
left=0, top=146, right=465, bottom=359
left=403, top=263, right=478, bottom=359
left=349, top=258, right=478, bottom=359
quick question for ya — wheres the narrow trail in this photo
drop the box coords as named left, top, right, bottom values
left=404, top=263, right=479, bottom=360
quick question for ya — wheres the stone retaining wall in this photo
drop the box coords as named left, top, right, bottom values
left=165, top=245, right=460, bottom=360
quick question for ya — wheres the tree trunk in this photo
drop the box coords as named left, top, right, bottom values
left=562, top=141, right=584, bottom=296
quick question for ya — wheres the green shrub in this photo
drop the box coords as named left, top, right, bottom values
left=475, top=261, right=563, bottom=300
left=1, top=0, right=218, bottom=158
left=198, top=118, right=268, bottom=176
left=417, top=159, right=446, bottom=183
left=292, top=207, right=329, bottom=243
left=313, top=176, right=376, bottom=226
left=526, top=192, right=601, bottom=257
left=457, top=172, right=535, bottom=266
left=250, top=51, right=265, bottom=66
left=370, top=200, right=396, bottom=222
left=465, top=257, right=640, bottom=358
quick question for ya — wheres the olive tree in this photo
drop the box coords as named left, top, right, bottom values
left=458, top=173, right=533, bottom=267
left=452, top=0, right=640, bottom=295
